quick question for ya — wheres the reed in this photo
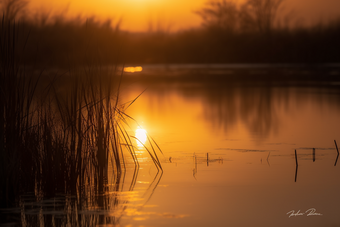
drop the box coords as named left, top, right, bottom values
left=0, top=18, right=162, bottom=209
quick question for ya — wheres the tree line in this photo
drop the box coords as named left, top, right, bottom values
left=1, top=0, right=339, bottom=65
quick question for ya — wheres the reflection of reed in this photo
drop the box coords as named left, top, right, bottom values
left=267, top=152, right=271, bottom=166
left=334, top=140, right=339, bottom=166
left=295, top=150, right=298, bottom=182
left=293, top=143, right=340, bottom=182
left=207, top=153, right=209, bottom=166
left=12, top=164, right=163, bottom=227
left=140, top=170, right=163, bottom=207
left=0, top=19, right=163, bottom=225
left=193, top=154, right=197, bottom=180
left=295, top=165, right=298, bottom=183
left=192, top=153, right=223, bottom=179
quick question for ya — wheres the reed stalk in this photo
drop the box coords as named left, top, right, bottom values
left=0, top=18, right=163, bottom=209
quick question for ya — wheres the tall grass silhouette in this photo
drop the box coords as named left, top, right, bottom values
left=0, top=17, right=163, bottom=211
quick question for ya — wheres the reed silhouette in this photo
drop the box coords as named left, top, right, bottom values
left=0, top=17, right=163, bottom=222
left=1, top=167, right=163, bottom=226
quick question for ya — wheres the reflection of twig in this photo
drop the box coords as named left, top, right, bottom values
left=335, top=154, right=339, bottom=167
left=207, top=153, right=209, bottom=167
left=140, top=170, right=164, bottom=207
left=334, top=140, right=339, bottom=166
left=313, top=148, right=315, bottom=162
left=267, top=152, right=270, bottom=167
left=193, top=154, right=197, bottom=180
left=295, top=165, right=298, bottom=183
left=129, top=164, right=140, bottom=191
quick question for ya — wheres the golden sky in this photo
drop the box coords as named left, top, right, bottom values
left=28, top=0, right=340, bottom=31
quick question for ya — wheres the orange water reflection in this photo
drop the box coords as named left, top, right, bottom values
left=121, top=78, right=340, bottom=227
left=124, top=66, right=143, bottom=73
left=135, top=127, right=147, bottom=147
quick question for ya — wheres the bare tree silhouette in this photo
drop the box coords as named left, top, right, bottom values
left=196, top=0, right=284, bottom=34
left=195, top=0, right=239, bottom=32
left=240, top=0, right=284, bottom=34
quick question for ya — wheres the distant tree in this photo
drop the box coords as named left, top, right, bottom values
left=147, top=15, right=173, bottom=35
left=196, top=0, right=284, bottom=34
left=240, top=0, right=284, bottom=34
left=0, top=0, right=28, bottom=21
left=195, top=0, right=239, bottom=32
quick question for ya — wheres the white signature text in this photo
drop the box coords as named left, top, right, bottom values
left=287, top=208, right=323, bottom=218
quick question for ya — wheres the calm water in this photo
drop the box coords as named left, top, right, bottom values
left=120, top=65, right=340, bottom=227
left=2, top=65, right=340, bottom=227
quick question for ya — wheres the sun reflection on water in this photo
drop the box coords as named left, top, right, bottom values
left=135, top=128, right=147, bottom=147
left=124, top=66, right=143, bottom=73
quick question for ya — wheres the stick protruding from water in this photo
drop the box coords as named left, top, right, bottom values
left=295, top=149, right=298, bottom=182
left=295, top=149, right=298, bottom=167
left=207, top=153, right=209, bottom=166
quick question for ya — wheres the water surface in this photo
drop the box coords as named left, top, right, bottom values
left=120, top=66, right=340, bottom=227
left=2, top=65, right=340, bottom=227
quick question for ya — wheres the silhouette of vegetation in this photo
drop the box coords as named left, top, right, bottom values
left=195, top=0, right=284, bottom=34
left=0, top=0, right=339, bottom=66
left=1, top=0, right=28, bottom=21
left=1, top=1, right=338, bottom=225
left=241, top=0, right=284, bottom=34
left=195, top=0, right=240, bottom=32
left=0, top=15, right=162, bottom=213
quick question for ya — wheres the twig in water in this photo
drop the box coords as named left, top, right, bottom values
left=295, top=149, right=298, bottom=167
left=295, top=149, right=298, bottom=182
left=207, top=153, right=209, bottom=167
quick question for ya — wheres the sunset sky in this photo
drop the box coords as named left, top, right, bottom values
left=27, top=0, right=340, bottom=31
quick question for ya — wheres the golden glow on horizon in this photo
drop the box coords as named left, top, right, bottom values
left=27, top=0, right=340, bottom=31
left=135, top=128, right=147, bottom=147
left=27, top=0, right=206, bottom=31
